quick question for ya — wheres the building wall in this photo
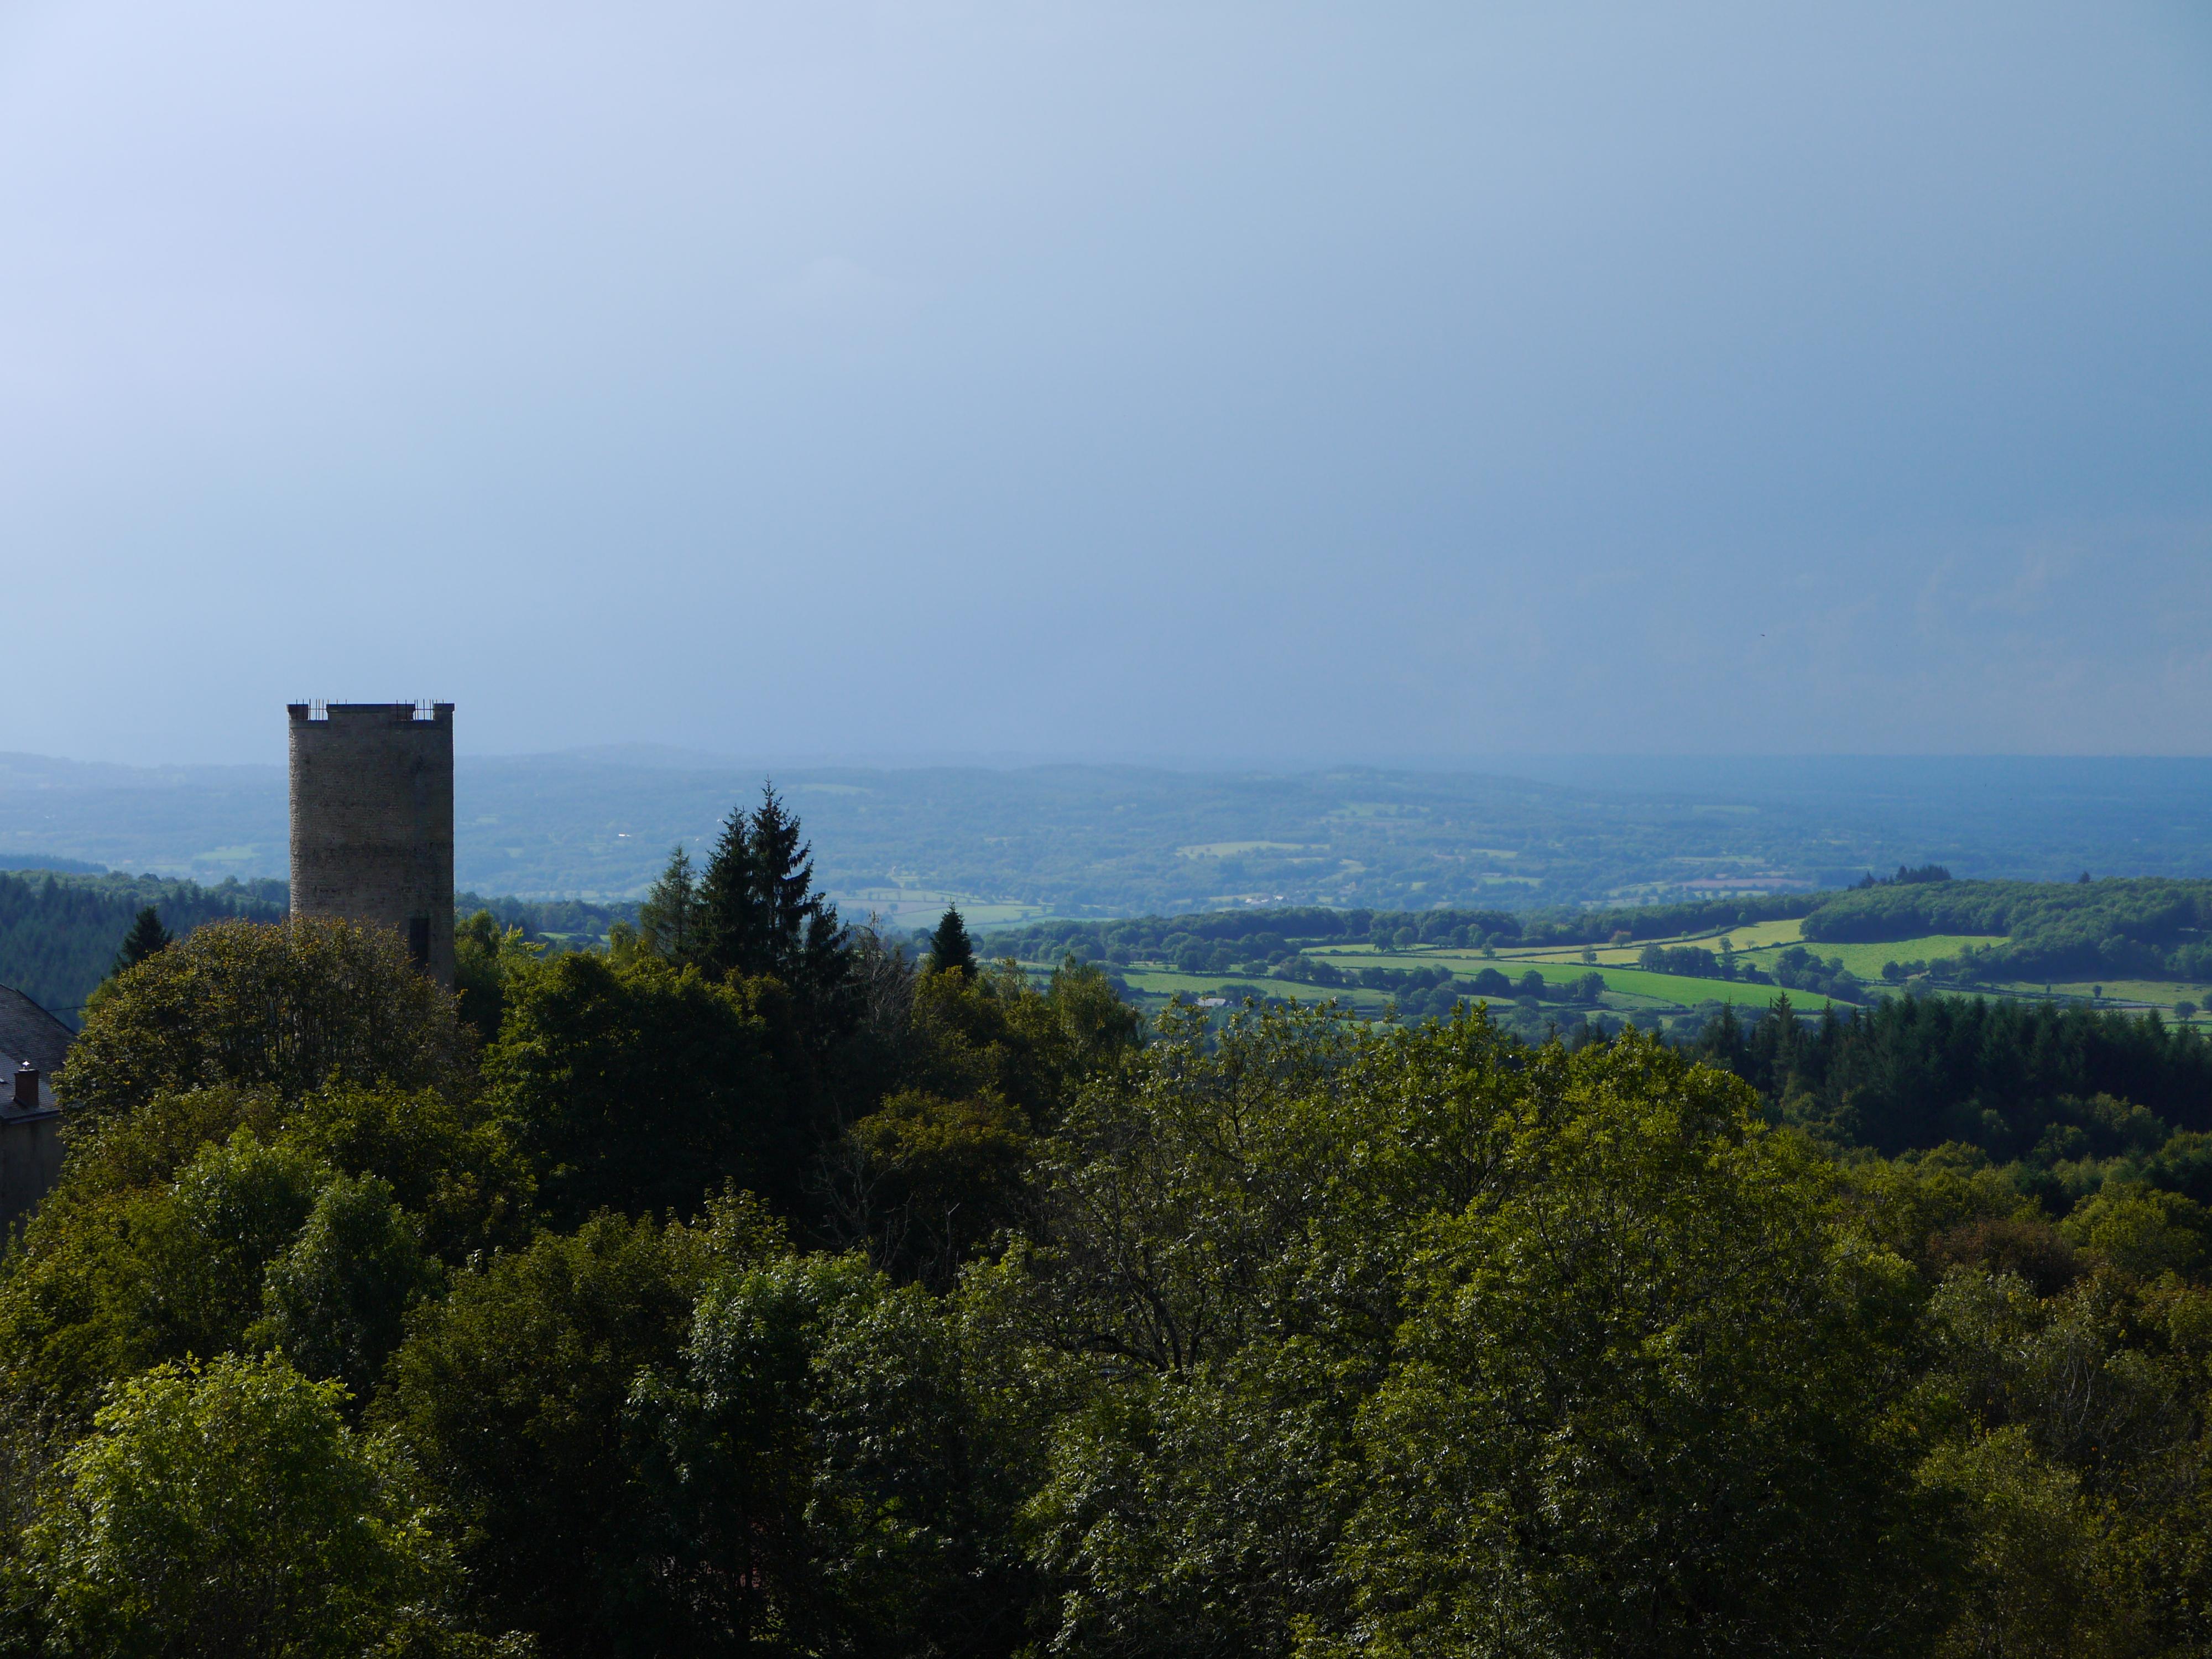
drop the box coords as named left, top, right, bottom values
left=288, top=702, right=456, bottom=987
left=0, top=1073, right=60, bottom=1241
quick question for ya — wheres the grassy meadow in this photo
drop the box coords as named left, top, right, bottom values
left=1021, top=926, right=2212, bottom=1030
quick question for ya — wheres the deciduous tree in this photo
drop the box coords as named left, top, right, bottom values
left=25, top=1353, right=452, bottom=1659
left=64, top=919, right=473, bottom=1124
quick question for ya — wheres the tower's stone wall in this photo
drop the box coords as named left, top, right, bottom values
left=287, top=702, right=455, bottom=987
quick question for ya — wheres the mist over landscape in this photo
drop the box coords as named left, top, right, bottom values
left=8, top=749, right=2212, bottom=921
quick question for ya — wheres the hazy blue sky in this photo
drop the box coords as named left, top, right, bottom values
left=2, top=2, right=2207, bottom=765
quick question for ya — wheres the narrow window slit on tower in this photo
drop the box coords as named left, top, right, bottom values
left=408, top=916, right=431, bottom=967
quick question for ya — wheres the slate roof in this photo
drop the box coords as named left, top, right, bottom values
left=0, top=985, right=72, bottom=1079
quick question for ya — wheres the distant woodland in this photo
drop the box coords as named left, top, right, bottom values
left=1804, top=877, right=2212, bottom=980
left=0, top=872, right=284, bottom=1020
left=0, top=875, right=634, bottom=1028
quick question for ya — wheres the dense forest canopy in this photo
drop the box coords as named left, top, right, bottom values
left=4, top=795, right=2212, bottom=1653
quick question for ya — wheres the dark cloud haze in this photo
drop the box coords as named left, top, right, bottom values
left=2, top=2, right=2207, bottom=765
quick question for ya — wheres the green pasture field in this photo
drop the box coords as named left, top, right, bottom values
left=1501, top=960, right=1840, bottom=1011
left=1714, top=918, right=1810, bottom=950
left=1290, top=947, right=1817, bottom=1009
left=1035, top=928, right=2212, bottom=1032
left=936, top=902, right=1051, bottom=928
left=1314, top=917, right=1818, bottom=971
left=1736, top=936, right=2008, bottom=978
left=2029, top=979, right=2212, bottom=1011
left=1315, top=942, right=1823, bottom=1005
left=1114, top=967, right=1390, bottom=1013
left=1134, top=951, right=1834, bottom=1015
left=1499, top=916, right=1814, bottom=963
left=1430, top=930, right=2004, bottom=980
left=842, top=888, right=1051, bottom=930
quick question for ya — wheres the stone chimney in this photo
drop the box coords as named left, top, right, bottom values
left=11, top=1061, right=37, bottom=1113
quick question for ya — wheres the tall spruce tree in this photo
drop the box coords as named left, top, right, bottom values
left=638, top=845, right=701, bottom=962
left=698, top=804, right=762, bottom=978
left=111, top=906, right=173, bottom=977
left=697, top=785, right=851, bottom=1006
left=927, top=908, right=975, bottom=978
left=749, top=788, right=825, bottom=974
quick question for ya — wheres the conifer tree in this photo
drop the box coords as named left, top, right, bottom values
left=111, top=905, right=173, bottom=977
left=639, top=845, right=700, bottom=962
left=697, top=785, right=851, bottom=1007
left=698, top=802, right=762, bottom=978
left=749, top=787, right=826, bottom=974
left=927, top=907, right=975, bottom=978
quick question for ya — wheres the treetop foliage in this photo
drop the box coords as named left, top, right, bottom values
left=926, top=907, right=975, bottom=977
left=60, top=917, right=475, bottom=1124
left=107, top=907, right=171, bottom=979
left=25, top=1352, right=457, bottom=1659
left=697, top=786, right=848, bottom=997
left=11, top=789, right=2212, bottom=1656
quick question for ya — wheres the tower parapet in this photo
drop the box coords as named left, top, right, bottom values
left=287, top=702, right=456, bottom=987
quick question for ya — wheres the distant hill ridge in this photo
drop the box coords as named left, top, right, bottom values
left=6, top=750, right=2212, bottom=910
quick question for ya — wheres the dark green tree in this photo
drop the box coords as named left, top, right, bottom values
left=453, top=910, right=539, bottom=1045
left=24, top=1353, right=455, bottom=1658
left=1338, top=1041, right=1940, bottom=1656
left=631, top=1253, right=1029, bottom=1655
left=0, top=1130, right=327, bottom=1415
left=697, top=785, right=851, bottom=1011
left=109, top=905, right=172, bottom=977
left=638, top=844, right=700, bottom=963
left=484, top=952, right=799, bottom=1224
left=927, top=907, right=975, bottom=978
left=375, top=1215, right=716, bottom=1657
left=251, top=1173, right=439, bottom=1407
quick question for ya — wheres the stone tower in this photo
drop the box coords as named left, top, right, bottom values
left=287, top=702, right=456, bottom=988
